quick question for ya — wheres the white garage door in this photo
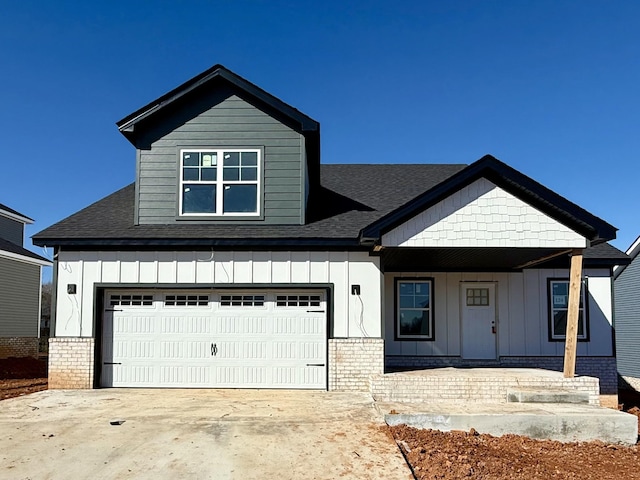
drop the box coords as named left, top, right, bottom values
left=101, top=290, right=327, bottom=389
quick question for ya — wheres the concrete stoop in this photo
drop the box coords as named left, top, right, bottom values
left=379, top=401, right=638, bottom=445
left=371, top=368, right=601, bottom=405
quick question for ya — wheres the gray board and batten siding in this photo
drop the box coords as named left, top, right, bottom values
left=0, top=256, right=40, bottom=337
left=0, top=215, right=24, bottom=246
left=615, top=252, right=640, bottom=381
left=134, top=84, right=307, bottom=226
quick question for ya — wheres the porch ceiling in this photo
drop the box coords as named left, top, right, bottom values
left=379, top=247, right=569, bottom=272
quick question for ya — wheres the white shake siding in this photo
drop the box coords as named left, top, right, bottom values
left=384, top=268, right=613, bottom=358
left=382, top=178, right=587, bottom=248
left=55, top=250, right=382, bottom=339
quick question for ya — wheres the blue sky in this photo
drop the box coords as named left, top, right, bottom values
left=1, top=1, right=638, bottom=274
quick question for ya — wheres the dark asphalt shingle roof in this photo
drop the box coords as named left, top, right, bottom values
left=0, top=238, right=50, bottom=263
left=33, top=164, right=467, bottom=242
left=31, top=162, right=627, bottom=263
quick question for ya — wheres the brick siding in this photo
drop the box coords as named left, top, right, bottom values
left=372, top=370, right=600, bottom=405
left=0, top=337, right=38, bottom=359
left=48, top=337, right=95, bottom=389
left=328, top=338, right=384, bottom=392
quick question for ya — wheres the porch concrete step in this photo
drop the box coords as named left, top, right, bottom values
left=379, top=401, right=638, bottom=445
left=507, top=388, right=590, bottom=404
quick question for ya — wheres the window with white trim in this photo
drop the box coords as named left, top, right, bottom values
left=396, top=279, right=433, bottom=340
left=548, top=279, right=588, bottom=341
left=180, top=149, right=260, bottom=216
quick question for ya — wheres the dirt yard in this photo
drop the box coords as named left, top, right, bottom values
left=390, top=390, right=640, bottom=480
left=2, top=358, right=640, bottom=478
left=0, top=356, right=48, bottom=400
left=389, top=425, right=640, bottom=479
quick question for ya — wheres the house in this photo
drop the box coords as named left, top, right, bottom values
left=0, top=203, right=51, bottom=358
left=614, top=236, right=640, bottom=392
left=33, top=64, right=628, bottom=396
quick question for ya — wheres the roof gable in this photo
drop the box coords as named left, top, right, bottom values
left=381, top=177, right=587, bottom=249
left=362, top=155, right=617, bottom=245
left=116, top=64, right=319, bottom=144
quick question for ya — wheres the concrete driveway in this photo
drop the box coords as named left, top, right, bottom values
left=0, top=389, right=411, bottom=479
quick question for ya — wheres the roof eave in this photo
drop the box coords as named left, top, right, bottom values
left=0, top=208, right=34, bottom=224
left=32, top=237, right=364, bottom=249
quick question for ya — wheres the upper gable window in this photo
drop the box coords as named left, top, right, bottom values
left=180, top=149, right=260, bottom=216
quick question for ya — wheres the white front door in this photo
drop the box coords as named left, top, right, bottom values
left=101, top=290, right=327, bottom=389
left=461, top=283, right=497, bottom=360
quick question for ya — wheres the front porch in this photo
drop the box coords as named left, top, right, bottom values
left=370, top=367, right=602, bottom=405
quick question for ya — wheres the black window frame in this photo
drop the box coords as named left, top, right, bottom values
left=547, top=277, right=590, bottom=342
left=394, top=277, right=435, bottom=341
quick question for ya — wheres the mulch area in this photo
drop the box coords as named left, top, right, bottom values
left=0, top=357, right=48, bottom=400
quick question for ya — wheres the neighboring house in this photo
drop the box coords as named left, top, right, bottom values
left=614, top=236, right=640, bottom=391
left=33, top=64, right=628, bottom=394
left=0, top=203, right=51, bottom=358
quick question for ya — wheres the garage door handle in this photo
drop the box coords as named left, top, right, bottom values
left=211, top=343, right=217, bottom=356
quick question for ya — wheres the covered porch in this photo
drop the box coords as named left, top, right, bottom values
left=377, top=246, right=591, bottom=375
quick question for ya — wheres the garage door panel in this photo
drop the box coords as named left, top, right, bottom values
left=102, top=290, right=327, bottom=389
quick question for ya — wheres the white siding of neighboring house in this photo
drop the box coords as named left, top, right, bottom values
left=54, top=250, right=383, bottom=340
left=384, top=268, right=613, bottom=358
left=381, top=178, right=587, bottom=248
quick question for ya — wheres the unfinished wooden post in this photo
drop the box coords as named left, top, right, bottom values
left=563, top=248, right=584, bottom=378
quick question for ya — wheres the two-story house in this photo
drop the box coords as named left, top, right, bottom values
left=33, top=65, right=627, bottom=400
left=0, top=203, right=51, bottom=358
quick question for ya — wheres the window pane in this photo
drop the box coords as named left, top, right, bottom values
left=183, top=184, right=216, bottom=213
left=552, top=282, right=568, bottom=297
left=415, top=283, right=429, bottom=295
left=553, top=310, right=567, bottom=336
left=242, top=151, right=258, bottom=166
left=201, top=167, right=217, bottom=181
left=223, top=184, right=257, bottom=213
left=183, top=152, right=199, bottom=166
left=399, top=283, right=415, bottom=295
left=223, top=152, right=240, bottom=166
left=399, top=309, right=430, bottom=336
left=183, top=167, right=199, bottom=181
left=223, top=167, right=240, bottom=181
left=415, top=294, right=430, bottom=308
left=241, top=166, right=258, bottom=181
left=399, top=295, right=414, bottom=308
left=201, top=152, right=217, bottom=167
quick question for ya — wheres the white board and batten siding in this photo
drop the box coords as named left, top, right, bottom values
left=382, top=178, right=587, bottom=248
left=384, top=269, right=613, bottom=358
left=55, top=250, right=382, bottom=339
